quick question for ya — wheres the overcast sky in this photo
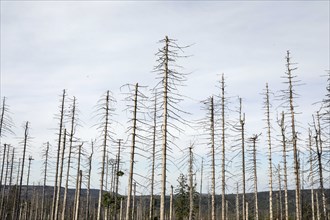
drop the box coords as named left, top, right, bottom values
left=1, top=1, right=329, bottom=194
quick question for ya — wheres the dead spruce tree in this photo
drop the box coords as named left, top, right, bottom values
left=308, top=130, right=315, bottom=220
left=231, top=97, right=246, bottom=220
left=41, top=142, right=50, bottom=220
left=263, top=83, right=274, bottom=220
left=148, top=91, right=159, bottom=220
left=0, top=97, right=14, bottom=139
left=278, top=111, right=289, bottom=220
left=122, top=83, right=148, bottom=220
left=86, top=140, right=94, bottom=220
left=51, top=89, right=66, bottom=220
left=200, top=96, right=216, bottom=220
left=248, top=134, right=261, bottom=220
left=312, top=112, right=328, bottom=219
left=15, top=121, right=30, bottom=220
left=219, top=74, right=227, bottom=220
left=95, top=90, right=116, bottom=220
left=153, top=36, right=190, bottom=220
left=62, top=96, right=79, bottom=220
left=280, top=51, right=301, bottom=220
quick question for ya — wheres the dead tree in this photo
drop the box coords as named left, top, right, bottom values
left=124, top=83, right=148, bottom=220
left=95, top=90, right=116, bottom=220
left=148, top=91, right=157, bottom=220
left=114, top=139, right=122, bottom=220
left=188, top=146, right=194, bottom=220
left=15, top=122, right=30, bottom=219
left=62, top=96, right=78, bottom=220
left=153, top=36, right=189, bottom=220
left=0, top=97, right=14, bottom=138
left=248, top=134, right=261, bottom=220
left=281, top=51, right=301, bottom=220
left=263, top=83, right=273, bottom=220
left=51, top=89, right=66, bottom=220
left=170, top=185, right=173, bottom=220
left=308, top=130, right=315, bottom=220
left=220, top=74, right=226, bottom=220
left=74, top=170, right=82, bottom=220
left=201, top=96, right=216, bottom=220
left=41, top=142, right=50, bottom=220
left=312, top=112, right=327, bottom=219
left=54, top=129, right=67, bottom=219
left=199, top=158, right=204, bottom=220
left=86, top=140, right=94, bottom=220
left=278, top=111, right=289, bottom=220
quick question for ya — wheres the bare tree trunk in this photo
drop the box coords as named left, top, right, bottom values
left=245, top=202, right=248, bottom=220
left=236, top=183, right=239, bottom=220
left=86, top=141, right=94, bottom=220
left=74, top=143, right=83, bottom=218
left=51, top=90, right=66, bottom=220
left=264, top=83, right=273, bottom=220
left=97, top=90, right=111, bottom=220
left=160, top=36, right=170, bottom=220
left=0, top=145, right=9, bottom=218
left=199, top=158, right=204, bottom=220
left=250, top=135, right=259, bottom=220
left=280, top=111, right=288, bottom=220
left=189, top=146, right=194, bottom=220
left=74, top=170, right=82, bottom=220
left=239, top=98, right=246, bottom=220
left=313, top=112, right=328, bottom=220
left=0, top=144, right=6, bottom=201
left=26, top=155, right=34, bottom=201
left=126, top=83, right=139, bottom=220
left=210, top=97, right=216, bottom=220
left=285, top=51, right=301, bottom=220
left=119, top=198, right=123, bottom=220
left=309, top=131, right=315, bottom=220
left=131, top=182, right=136, bottom=220
left=55, top=129, right=66, bottom=219
left=16, top=122, right=29, bottom=219
left=169, top=185, right=173, bottom=220
left=62, top=97, right=77, bottom=220
left=114, top=139, right=122, bottom=220
left=221, top=74, right=226, bottom=220
left=278, top=164, right=283, bottom=220
left=149, top=93, right=157, bottom=220
left=41, top=142, right=49, bottom=220
left=316, top=192, right=320, bottom=220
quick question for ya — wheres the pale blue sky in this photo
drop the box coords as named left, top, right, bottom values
left=1, top=1, right=329, bottom=194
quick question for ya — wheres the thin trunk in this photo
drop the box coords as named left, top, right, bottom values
left=16, top=122, right=29, bottom=219
left=41, top=142, right=49, bottom=220
left=210, top=97, right=216, bottom=220
left=0, top=144, right=6, bottom=199
left=280, top=111, right=288, bottom=220
left=74, top=170, right=82, bottom=220
left=245, top=202, right=248, bottom=220
left=160, top=36, right=169, bottom=220
left=86, top=141, right=94, bottom=220
left=51, top=90, right=65, bottom=220
left=239, top=98, right=246, bottom=220
left=55, top=129, right=66, bottom=219
left=189, top=146, right=194, bottom=220
left=26, top=155, right=34, bottom=201
left=131, top=182, right=136, bottom=220
left=265, top=83, right=273, bottom=220
left=97, top=91, right=111, bottom=220
left=286, top=51, right=301, bottom=220
left=149, top=94, right=157, bottom=220
left=309, top=131, right=315, bottom=220
left=251, top=135, right=259, bottom=220
left=316, top=192, right=320, bottom=220
left=221, top=74, right=226, bottom=220
left=126, top=83, right=139, bottom=220
left=169, top=185, right=173, bottom=220
left=0, top=145, right=9, bottom=218
left=62, top=97, right=76, bottom=220
left=313, top=112, right=327, bottom=219
left=236, top=183, right=239, bottom=220
left=74, top=143, right=83, bottom=218
left=114, top=139, right=122, bottom=220
left=119, top=198, right=123, bottom=220
left=199, top=158, right=204, bottom=220
left=278, top=164, right=283, bottom=220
